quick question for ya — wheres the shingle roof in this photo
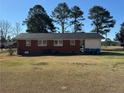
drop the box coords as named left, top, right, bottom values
left=16, top=33, right=104, bottom=40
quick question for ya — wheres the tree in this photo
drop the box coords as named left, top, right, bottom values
left=116, top=22, right=124, bottom=49
left=88, top=6, right=115, bottom=37
left=70, top=6, right=84, bottom=33
left=0, top=20, right=12, bottom=50
left=52, top=2, right=70, bottom=33
left=105, top=38, right=112, bottom=46
left=0, top=20, right=11, bottom=40
left=14, top=22, right=22, bottom=36
left=7, top=36, right=11, bottom=42
left=24, top=5, right=55, bottom=33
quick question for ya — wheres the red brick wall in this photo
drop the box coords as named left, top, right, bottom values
left=18, top=40, right=80, bottom=52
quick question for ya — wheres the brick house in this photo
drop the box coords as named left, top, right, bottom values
left=16, top=33, right=104, bottom=55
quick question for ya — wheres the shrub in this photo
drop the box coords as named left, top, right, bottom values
left=8, top=47, right=15, bottom=56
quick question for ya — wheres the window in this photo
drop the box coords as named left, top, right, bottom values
left=38, top=40, right=47, bottom=46
left=70, top=40, right=75, bottom=46
left=54, top=40, right=63, bottom=46
left=26, top=40, right=31, bottom=46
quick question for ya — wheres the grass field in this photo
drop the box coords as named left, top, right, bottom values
left=0, top=47, right=124, bottom=93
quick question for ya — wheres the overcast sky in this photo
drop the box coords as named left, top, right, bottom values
left=0, top=0, right=124, bottom=40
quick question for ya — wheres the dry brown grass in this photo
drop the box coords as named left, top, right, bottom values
left=0, top=48, right=124, bottom=93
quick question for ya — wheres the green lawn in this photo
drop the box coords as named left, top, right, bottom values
left=0, top=47, right=124, bottom=93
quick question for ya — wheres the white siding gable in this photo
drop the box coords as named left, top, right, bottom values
left=85, top=39, right=101, bottom=49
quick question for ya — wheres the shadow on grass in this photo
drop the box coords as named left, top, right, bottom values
left=20, top=50, right=124, bottom=57
left=22, top=53, right=84, bottom=57
left=101, top=51, right=124, bottom=56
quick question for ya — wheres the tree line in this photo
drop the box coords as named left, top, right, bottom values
left=0, top=2, right=124, bottom=49
left=0, top=21, right=22, bottom=42
left=0, top=21, right=22, bottom=51
left=24, top=3, right=116, bottom=38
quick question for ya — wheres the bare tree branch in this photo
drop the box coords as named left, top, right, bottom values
left=13, top=22, right=22, bottom=36
left=0, top=20, right=12, bottom=40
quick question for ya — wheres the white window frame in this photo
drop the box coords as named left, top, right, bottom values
left=26, top=40, right=31, bottom=46
left=38, top=40, right=47, bottom=46
left=54, top=40, right=63, bottom=46
left=70, top=40, right=75, bottom=46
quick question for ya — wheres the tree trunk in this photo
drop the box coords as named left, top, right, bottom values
left=0, top=30, right=3, bottom=51
left=104, top=32, right=108, bottom=48
left=74, top=24, right=76, bottom=33
left=61, top=22, right=64, bottom=33
left=1, top=41, right=3, bottom=51
left=74, top=18, right=77, bottom=33
left=96, top=25, right=99, bottom=34
left=96, top=14, right=99, bottom=34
